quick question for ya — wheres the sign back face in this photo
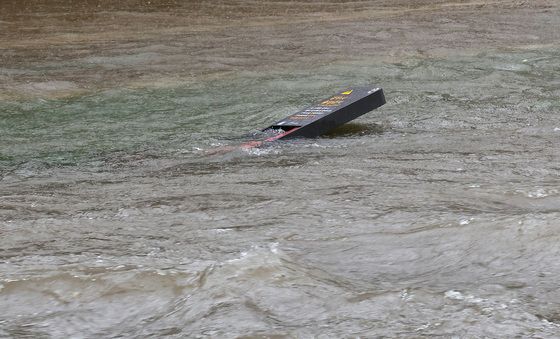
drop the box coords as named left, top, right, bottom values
left=264, top=87, right=385, bottom=138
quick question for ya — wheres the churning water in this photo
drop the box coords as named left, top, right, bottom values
left=1, top=1, right=560, bottom=337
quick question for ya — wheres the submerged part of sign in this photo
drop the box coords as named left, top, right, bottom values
left=207, top=87, right=386, bottom=154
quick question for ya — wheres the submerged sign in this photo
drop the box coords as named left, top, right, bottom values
left=262, top=86, right=385, bottom=140
left=208, top=86, right=386, bottom=153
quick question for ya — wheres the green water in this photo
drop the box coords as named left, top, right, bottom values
left=2, top=50, right=558, bottom=171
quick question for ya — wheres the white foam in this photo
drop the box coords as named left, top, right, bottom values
left=522, top=188, right=558, bottom=198
left=445, top=290, right=485, bottom=304
left=459, top=218, right=474, bottom=225
left=444, top=290, right=464, bottom=300
left=227, top=243, right=281, bottom=264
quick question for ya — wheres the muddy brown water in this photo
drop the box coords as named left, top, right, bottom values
left=1, top=1, right=560, bottom=337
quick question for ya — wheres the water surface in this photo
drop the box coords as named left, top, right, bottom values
left=1, top=1, right=560, bottom=337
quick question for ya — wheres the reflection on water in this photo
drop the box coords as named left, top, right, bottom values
left=1, top=0, right=560, bottom=337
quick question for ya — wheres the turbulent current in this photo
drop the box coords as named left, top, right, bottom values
left=1, top=1, right=560, bottom=337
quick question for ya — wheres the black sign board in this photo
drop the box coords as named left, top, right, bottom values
left=262, top=86, right=385, bottom=140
